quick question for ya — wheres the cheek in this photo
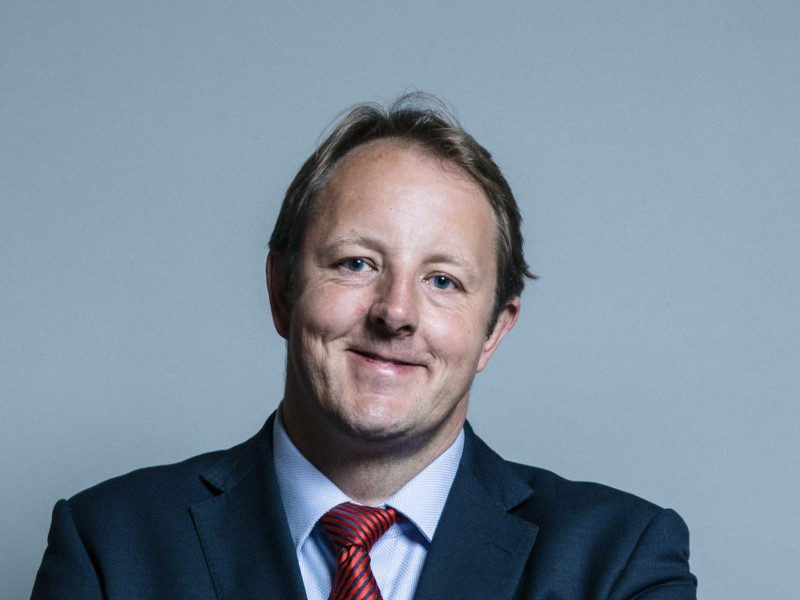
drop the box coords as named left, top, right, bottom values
left=424, top=309, right=487, bottom=361
left=294, top=285, right=370, bottom=338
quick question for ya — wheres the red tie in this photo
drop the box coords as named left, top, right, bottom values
left=321, top=502, right=399, bottom=600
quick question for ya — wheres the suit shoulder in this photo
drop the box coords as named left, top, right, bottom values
left=505, top=461, right=666, bottom=522
left=72, top=449, right=218, bottom=502
left=462, top=425, right=672, bottom=525
left=502, top=460, right=693, bottom=577
left=490, top=462, right=695, bottom=597
left=66, top=428, right=263, bottom=519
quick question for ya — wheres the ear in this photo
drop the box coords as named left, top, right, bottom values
left=476, top=296, right=520, bottom=373
left=266, top=252, right=291, bottom=340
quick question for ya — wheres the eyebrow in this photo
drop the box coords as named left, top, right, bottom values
left=315, top=235, right=384, bottom=262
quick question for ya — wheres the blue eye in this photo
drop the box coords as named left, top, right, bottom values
left=342, top=258, right=370, bottom=272
left=430, top=275, right=456, bottom=290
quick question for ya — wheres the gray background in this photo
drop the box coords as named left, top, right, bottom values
left=2, top=1, right=798, bottom=597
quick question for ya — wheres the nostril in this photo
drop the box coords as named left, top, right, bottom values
left=368, top=303, right=416, bottom=337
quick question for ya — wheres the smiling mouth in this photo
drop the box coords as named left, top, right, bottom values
left=349, top=349, right=422, bottom=367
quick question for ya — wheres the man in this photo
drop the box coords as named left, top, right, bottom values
left=33, top=94, right=697, bottom=599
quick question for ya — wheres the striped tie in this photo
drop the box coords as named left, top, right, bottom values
left=321, top=502, right=398, bottom=600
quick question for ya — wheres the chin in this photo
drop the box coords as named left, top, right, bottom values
left=332, top=399, right=415, bottom=441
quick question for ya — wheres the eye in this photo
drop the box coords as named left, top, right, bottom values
left=340, top=258, right=371, bottom=272
left=429, top=274, right=457, bottom=291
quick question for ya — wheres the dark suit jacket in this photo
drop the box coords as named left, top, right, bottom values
left=32, top=414, right=697, bottom=599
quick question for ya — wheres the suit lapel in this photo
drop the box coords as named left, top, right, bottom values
left=414, top=424, right=539, bottom=599
left=190, top=414, right=307, bottom=600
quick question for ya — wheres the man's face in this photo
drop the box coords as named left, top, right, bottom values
left=271, top=140, right=518, bottom=454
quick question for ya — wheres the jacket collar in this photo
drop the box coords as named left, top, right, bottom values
left=413, top=422, right=539, bottom=599
left=190, top=412, right=307, bottom=600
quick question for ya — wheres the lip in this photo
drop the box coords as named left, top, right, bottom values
left=347, top=349, right=425, bottom=369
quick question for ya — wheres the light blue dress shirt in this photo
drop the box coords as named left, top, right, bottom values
left=272, top=411, right=464, bottom=600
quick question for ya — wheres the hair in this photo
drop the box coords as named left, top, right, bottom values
left=268, top=92, right=536, bottom=331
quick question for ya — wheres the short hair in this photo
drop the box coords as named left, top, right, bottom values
left=268, top=92, right=535, bottom=330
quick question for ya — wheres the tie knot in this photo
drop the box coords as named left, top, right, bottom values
left=321, top=502, right=398, bottom=553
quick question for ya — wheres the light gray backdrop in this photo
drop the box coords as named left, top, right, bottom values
left=2, top=1, right=798, bottom=597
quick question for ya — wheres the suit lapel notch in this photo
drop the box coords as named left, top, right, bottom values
left=190, top=415, right=307, bottom=600
left=415, top=473, right=538, bottom=599
left=414, top=425, right=539, bottom=599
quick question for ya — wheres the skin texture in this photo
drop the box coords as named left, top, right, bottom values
left=267, top=140, right=519, bottom=503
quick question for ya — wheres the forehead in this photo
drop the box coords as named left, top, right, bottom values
left=327, top=138, right=476, bottom=191
left=317, top=139, right=495, bottom=230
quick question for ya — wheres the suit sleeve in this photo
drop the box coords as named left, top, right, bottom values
left=31, top=499, right=104, bottom=599
left=609, top=508, right=698, bottom=600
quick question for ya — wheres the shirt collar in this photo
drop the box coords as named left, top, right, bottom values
left=273, top=408, right=464, bottom=548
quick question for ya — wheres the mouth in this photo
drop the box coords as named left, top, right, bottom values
left=348, top=349, right=424, bottom=368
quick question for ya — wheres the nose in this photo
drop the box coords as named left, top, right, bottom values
left=368, top=270, right=419, bottom=336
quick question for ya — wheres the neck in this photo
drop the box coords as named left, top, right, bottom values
left=279, top=399, right=465, bottom=506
